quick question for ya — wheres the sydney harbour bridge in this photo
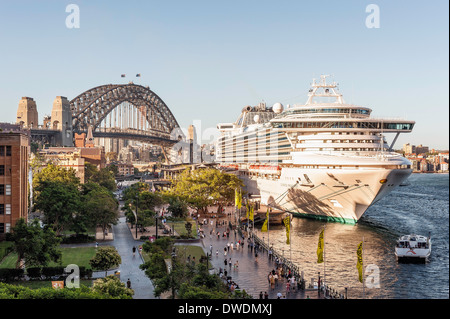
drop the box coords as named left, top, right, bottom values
left=22, top=82, right=186, bottom=163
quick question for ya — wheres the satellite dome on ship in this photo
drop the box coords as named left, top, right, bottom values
left=272, top=103, right=283, bottom=114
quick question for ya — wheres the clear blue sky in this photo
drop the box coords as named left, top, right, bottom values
left=0, top=0, right=448, bottom=149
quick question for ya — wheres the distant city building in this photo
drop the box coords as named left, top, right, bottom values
left=115, top=162, right=134, bottom=176
left=415, top=144, right=429, bottom=154
left=403, top=143, right=416, bottom=154
left=39, top=148, right=86, bottom=183
left=0, top=131, right=29, bottom=240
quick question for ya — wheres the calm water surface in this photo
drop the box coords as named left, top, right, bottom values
left=254, top=173, right=449, bottom=299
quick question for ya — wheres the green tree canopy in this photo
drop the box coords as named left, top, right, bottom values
left=89, top=246, right=121, bottom=276
left=82, top=183, right=119, bottom=240
left=9, top=219, right=61, bottom=269
left=165, top=168, right=244, bottom=214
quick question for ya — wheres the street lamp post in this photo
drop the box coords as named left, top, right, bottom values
left=135, top=193, right=139, bottom=239
left=155, top=213, right=158, bottom=240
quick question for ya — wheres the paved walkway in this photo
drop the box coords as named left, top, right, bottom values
left=111, top=216, right=155, bottom=299
left=200, top=220, right=322, bottom=299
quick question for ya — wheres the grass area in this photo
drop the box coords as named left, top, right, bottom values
left=175, top=245, right=205, bottom=262
left=0, top=246, right=100, bottom=269
left=171, top=220, right=198, bottom=237
left=0, top=241, right=13, bottom=261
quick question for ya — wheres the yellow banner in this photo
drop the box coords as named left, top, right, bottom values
left=235, top=189, right=242, bottom=209
left=356, top=241, right=363, bottom=283
left=249, top=205, right=254, bottom=221
left=237, top=190, right=242, bottom=209
left=317, top=229, right=324, bottom=263
left=261, top=208, right=269, bottom=232
left=283, top=216, right=290, bottom=244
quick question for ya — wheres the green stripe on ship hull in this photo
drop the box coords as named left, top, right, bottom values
left=289, top=211, right=357, bottom=225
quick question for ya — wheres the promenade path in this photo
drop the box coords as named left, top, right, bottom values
left=200, top=219, right=322, bottom=299
left=111, top=216, right=155, bottom=299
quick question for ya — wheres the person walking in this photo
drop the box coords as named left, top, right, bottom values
left=132, top=246, right=136, bottom=257
left=127, top=278, right=131, bottom=289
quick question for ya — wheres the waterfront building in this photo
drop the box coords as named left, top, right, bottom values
left=0, top=131, right=29, bottom=240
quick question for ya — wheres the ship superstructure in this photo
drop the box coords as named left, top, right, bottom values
left=216, top=75, right=415, bottom=223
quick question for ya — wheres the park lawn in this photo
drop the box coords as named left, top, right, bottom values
left=0, top=246, right=101, bottom=269
left=175, top=245, right=205, bottom=262
left=172, top=220, right=198, bottom=237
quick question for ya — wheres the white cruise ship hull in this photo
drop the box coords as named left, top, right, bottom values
left=238, top=153, right=412, bottom=224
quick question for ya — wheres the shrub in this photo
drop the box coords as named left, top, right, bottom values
left=26, top=267, right=42, bottom=279
left=0, top=268, right=25, bottom=282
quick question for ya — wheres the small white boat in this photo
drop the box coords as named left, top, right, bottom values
left=395, top=234, right=431, bottom=263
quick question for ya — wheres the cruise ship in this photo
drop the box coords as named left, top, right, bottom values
left=215, top=75, right=415, bottom=224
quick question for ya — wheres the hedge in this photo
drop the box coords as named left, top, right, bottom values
left=0, top=266, right=93, bottom=282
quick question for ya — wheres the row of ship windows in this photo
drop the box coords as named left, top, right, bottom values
left=219, top=151, right=291, bottom=158
left=218, top=135, right=287, bottom=146
left=297, top=139, right=379, bottom=143
left=219, top=146, right=292, bottom=156
left=282, top=108, right=371, bottom=116
left=295, top=148, right=381, bottom=152
left=220, top=142, right=292, bottom=151
left=272, top=122, right=413, bottom=130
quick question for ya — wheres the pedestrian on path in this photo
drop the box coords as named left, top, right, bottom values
left=132, top=246, right=136, bottom=257
left=127, top=278, right=131, bottom=289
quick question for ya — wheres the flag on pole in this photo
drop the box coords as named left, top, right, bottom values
left=317, top=229, right=324, bottom=263
left=249, top=204, right=254, bottom=221
left=283, top=216, right=290, bottom=245
left=356, top=241, right=363, bottom=283
left=261, top=208, right=269, bottom=232
left=235, top=188, right=242, bottom=209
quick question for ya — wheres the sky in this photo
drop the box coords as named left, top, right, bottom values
left=0, top=0, right=448, bottom=149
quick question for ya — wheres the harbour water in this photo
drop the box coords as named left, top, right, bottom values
left=254, top=173, right=449, bottom=299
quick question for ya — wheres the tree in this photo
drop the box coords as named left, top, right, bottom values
left=84, top=163, right=116, bottom=192
left=83, top=184, right=119, bottom=240
left=165, top=168, right=244, bottom=214
left=89, top=246, right=121, bottom=277
left=33, top=164, right=81, bottom=236
left=9, top=219, right=61, bottom=269
left=91, top=275, right=134, bottom=298
left=165, top=195, right=189, bottom=218
left=33, top=179, right=81, bottom=236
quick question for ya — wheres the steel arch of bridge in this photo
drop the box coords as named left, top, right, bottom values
left=70, top=83, right=182, bottom=143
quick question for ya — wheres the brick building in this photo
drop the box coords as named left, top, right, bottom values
left=0, top=132, right=29, bottom=240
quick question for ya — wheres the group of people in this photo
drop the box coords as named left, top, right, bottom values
left=268, top=267, right=298, bottom=294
